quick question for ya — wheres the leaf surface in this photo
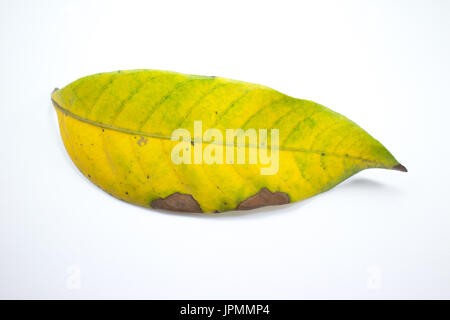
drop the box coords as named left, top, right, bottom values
left=52, top=70, right=405, bottom=213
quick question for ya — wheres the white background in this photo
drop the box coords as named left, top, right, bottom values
left=1, top=0, right=449, bottom=299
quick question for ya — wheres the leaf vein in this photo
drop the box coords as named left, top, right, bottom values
left=52, top=99, right=385, bottom=167
left=137, top=79, right=191, bottom=130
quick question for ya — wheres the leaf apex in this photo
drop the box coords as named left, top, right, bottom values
left=392, top=163, right=408, bottom=172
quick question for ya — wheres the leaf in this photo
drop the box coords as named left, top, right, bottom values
left=51, top=70, right=406, bottom=213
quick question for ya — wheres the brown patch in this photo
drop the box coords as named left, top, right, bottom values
left=236, top=188, right=290, bottom=210
left=151, top=193, right=202, bottom=213
left=392, top=164, right=407, bottom=172
left=137, top=136, right=148, bottom=146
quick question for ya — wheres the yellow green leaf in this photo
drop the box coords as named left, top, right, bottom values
left=51, top=69, right=406, bottom=213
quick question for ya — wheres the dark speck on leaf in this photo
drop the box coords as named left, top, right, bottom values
left=191, top=141, right=194, bottom=146
left=321, top=152, right=325, bottom=156
left=125, top=192, right=128, bottom=195
left=147, top=175, right=149, bottom=179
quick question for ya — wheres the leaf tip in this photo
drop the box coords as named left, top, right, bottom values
left=392, top=163, right=408, bottom=172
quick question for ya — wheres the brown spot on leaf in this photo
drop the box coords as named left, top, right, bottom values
left=151, top=193, right=202, bottom=213
left=236, top=188, right=290, bottom=210
left=137, top=136, right=148, bottom=146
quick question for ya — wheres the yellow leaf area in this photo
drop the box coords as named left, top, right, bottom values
left=52, top=70, right=405, bottom=213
